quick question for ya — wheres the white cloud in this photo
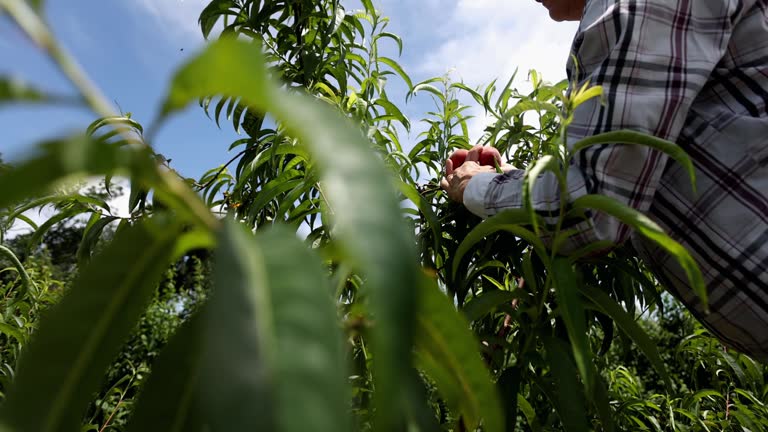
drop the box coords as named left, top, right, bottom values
left=404, top=0, right=579, bottom=140
left=133, top=0, right=211, bottom=42
left=419, top=0, right=577, bottom=86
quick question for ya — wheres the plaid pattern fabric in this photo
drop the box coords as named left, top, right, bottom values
left=463, top=0, right=768, bottom=359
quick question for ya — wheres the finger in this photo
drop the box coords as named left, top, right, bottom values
left=440, top=176, right=450, bottom=191
left=445, top=158, right=454, bottom=176
left=466, top=145, right=483, bottom=162
left=487, top=147, right=502, bottom=165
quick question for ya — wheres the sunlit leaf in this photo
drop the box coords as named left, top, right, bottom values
left=378, top=56, right=412, bottom=91
left=569, top=83, right=603, bottom=109
left=0, top=136, right=152, bottom=212
left=570, top=130, right=697, bottom=194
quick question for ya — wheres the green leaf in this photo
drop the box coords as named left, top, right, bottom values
left=408, top=83, right=445, bottom=103
left=170, top=229, right=215, bottom=262
left=360, top=0, right=376, bottom=15
left=570, top=130, right=697, bottom=194
left=550, top=258, right=595, bottom=398
left=569, top=83, right=603, bottom=109
left=452, top=209, right=540, bottom=278
left=378, top=56, right=413, bottom=91
left=451, top=82, right=486, bottom=109
left=462, top=289, right=519, bottom=322
left=497, top=366, right=522, bottom=432
left=0, top=219, right=179, bottom=432
left=126, top=315, right=206, bottom=432
left=397, top=180, right=441, bottom=251
left=76, top=213, right=118, bottom=265
left=415, top=278, right=504, bottom=432
left=404, top=369, right=442, bottom=432
left=0, top=322, right=25, bottom=344
left=198, top=0, right=237, bottom=39
left=374, top=97, right=410, bottom=130
left=6, top=194, right=109, bottom=224
left=0, top=77, right=73, bottom=105
left=86, top=116, right=144, bottom=138
left=201, top=221, right=350, bottom=432
left=517, top=395, right=541, bottom=432
left=0, top=135, right=153, bottom=211
left=541, top=337, right=589, bottom=432
left=27, top=209, right=78, bottom=252
left=376, top=33, right=403, bottom=56
left=572, top=194, right=707, bottom=309
left=579, top=283, right=672, bottom=391
left=160, top=38, right=419, bottom=431
left=0, top=245, right=35, bottom=303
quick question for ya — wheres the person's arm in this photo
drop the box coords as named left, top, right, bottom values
left=462, top=0, right=738, bottom=253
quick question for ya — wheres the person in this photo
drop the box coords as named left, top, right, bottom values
left=441, top=0, right=768, bottom=360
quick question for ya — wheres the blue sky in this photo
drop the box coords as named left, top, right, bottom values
left=0, top=0, right=578, bottom=202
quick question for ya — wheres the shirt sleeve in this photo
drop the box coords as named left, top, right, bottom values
left=466, top=0, right=737, bottom=254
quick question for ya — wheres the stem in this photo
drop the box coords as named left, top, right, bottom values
left=98, top=399, right=123, bottom=432
left=315, top=182, right=335, bottom=216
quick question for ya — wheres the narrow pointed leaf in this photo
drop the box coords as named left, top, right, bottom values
left=550, top=257, right=595, bottom=398
left=522, top=155, right=560, bottom=236
left=572, top=194, right=707, bottom=308
left=579, top=283, right=673, bottom=391
left=570, top=130, right=696, bottom=193
left=452, top=209, right=538, bottom=278
left=0, top=245, right=34, bottom=302
left=0, top=77, right=73, bottom=105
left=378, top=56, right=413, bottom=91
left=415, top=278, right=504, bottom=432
left=462, top=289, right=519, bottom=322
left=541, top=337, right=589, bottom=432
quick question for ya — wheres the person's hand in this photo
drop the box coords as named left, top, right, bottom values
left=441, top=146, right=519, bottom=203
left=440, top=159, right=496, bottom=203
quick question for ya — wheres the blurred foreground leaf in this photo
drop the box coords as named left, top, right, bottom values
left=415, top=278, right=504, bottom=432
left=159, top=37, right=419, bottom=431
left=0, top=219, right=179, bottom=432
left=198, top=221, right=350, bottom=432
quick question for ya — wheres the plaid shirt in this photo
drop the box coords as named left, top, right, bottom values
left=463, top=0, right=768, bottom=360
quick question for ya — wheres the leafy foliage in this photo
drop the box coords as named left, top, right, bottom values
left=0, top=0, right=766, bottom=431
